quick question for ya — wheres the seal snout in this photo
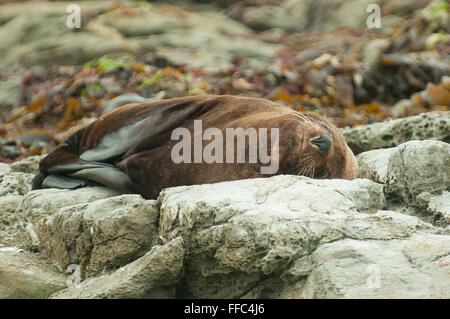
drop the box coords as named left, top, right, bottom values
left=311, top=135, right=332, bottom=153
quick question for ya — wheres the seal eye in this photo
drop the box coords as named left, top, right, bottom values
left=310, top=135, right=332, bottom=153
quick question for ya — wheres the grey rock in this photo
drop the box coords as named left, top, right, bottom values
left=341, top=111, right=450, bottom=154
left=0, top=194, right=23, bottom=214
left=427, top=192, right=450, bottom=225
left=238, top=0, right=392, bottom=33
left=1, top=155, right=448, bottom=298
left=50, top=237, right=184, bottom=299
left=0, top=1, right=111, bottom=25
left=319, top=0, right=385, bottom=32
left=155, top=23, right=279, bottom=71
left=358, top=142, right=450, bottom=200
left=357, top=147, right=397, bottom=184
left=5, top=32, right=138, bottom=67
left=358, top=140, right=450, bottom=226
left=35, top=194, right=160, bottom=277
left=0, top=2, right=129, bottom=67
left=277, top=233, right=450, bottom=298
left=0, top=172, right=34, bottom=197
left=19, top=186, right=120, bottom=219
left=240, top=0, right=311, bottom=32
left=0, top=165, right=31, bottom=248
left=10, top=155, right=45, bottom=174
left=17, top=186, right=122, bottom=250
left=0, top=163, right=11, bottom=177
left=385, top=141, right=450, bottom=206
left=0, top=1, right=279, bottom=71
left=0, top=194, right=28, bottom=248
left=158, top=175, right=399, bottom=298
left=0, top=247, right=67, bottom=298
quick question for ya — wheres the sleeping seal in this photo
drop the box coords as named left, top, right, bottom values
left=33, top=95, right=358, bottom=199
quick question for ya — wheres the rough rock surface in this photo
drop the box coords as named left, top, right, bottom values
left=0, top=1, right=279, bottom=71
left=427, top=192, right=450, bottom=225
left=341, top=111, right=450, bottom=154
left=35, top=194, right=160, bottom=277
left=50, top=237, right=184, bottom=299
left=0, top=163, right=11, bottom=177
left=16, top=187, right=122, bottom=250
left=0, top=171, right=33, bottom=197
left=357, top=148, right=398, bottom=184
left=157, top=175, right=448, bottom=298
left=357, top=140, right=450, bottom=227
left=277, top=233, right=450, bottom=298
left=10, top=155, right=44, bottom=174
left=0, top=247, right=67, bottom=298
left=385, top=141, right=450, bottom=206
left=1, top=138, right=449, bottom=298
left=235, top=0, right=419, bottom=33
left=20, top=187, right=120, bottom=220
left=0, top=162, right=36, bottom=248
left=239, top=0, right=311, bottom=32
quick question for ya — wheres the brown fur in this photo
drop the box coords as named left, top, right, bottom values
left=37, top=95, right=358, bottom=199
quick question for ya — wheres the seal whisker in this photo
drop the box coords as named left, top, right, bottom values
left=297, top=156, right=316, bottom=177
left=296, top=156, right=313, bottom=175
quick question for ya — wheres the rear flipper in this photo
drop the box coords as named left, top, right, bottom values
left=69, top=167, right=134, bottom=194
left=33, top=173, right=83, bottom=190
left=34, top=139, right=135, bottom=194
left=41, top=174, right=96, bottom=189
left=34, top=166, right=134, bottom=194
left=34, top=96, right=212, bottom=195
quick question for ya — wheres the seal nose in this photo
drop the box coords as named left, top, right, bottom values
left=311, top=135, right=332, bottom=153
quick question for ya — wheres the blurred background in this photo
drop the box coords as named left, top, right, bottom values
left=0, top=0, right=448, bottom=162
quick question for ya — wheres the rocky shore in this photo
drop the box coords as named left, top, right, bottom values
left=1, top=111, right=449, bottom=298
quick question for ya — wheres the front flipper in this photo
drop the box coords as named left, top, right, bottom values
left=47, top=158, right=117, bottom=174
left=69, top=167, right=134, bottom=194
left=42, top=174, right=90, bottom=189
left=80, top=99, right=207, bottom=162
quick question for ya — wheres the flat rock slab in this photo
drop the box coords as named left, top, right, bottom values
left=0, top=1, right=279, bottom=71
left=10, top=155, right=45, bottom=174
left=36, top=194, right=160, bottom=278
left=385, top=140, right=450, bottom=206
left=0, top=171, right=33, bottom=197
left=50, top=237, right=184, bottom=299
left=358, top=140, right=450, bottom=226
left=278, top=233, right=450, bottom=298
left=342, top=111, right=450, bottom=154
left=157, top=175, right=444, bottom=298
left=19, top=186, right=120, bottom=219
left=0, top=247, right=67, bottom=298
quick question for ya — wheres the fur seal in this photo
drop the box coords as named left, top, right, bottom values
left=33, top=95, right=358, bottom=199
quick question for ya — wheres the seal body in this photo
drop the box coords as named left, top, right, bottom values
left=35, top=95, right=358, bottom=199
